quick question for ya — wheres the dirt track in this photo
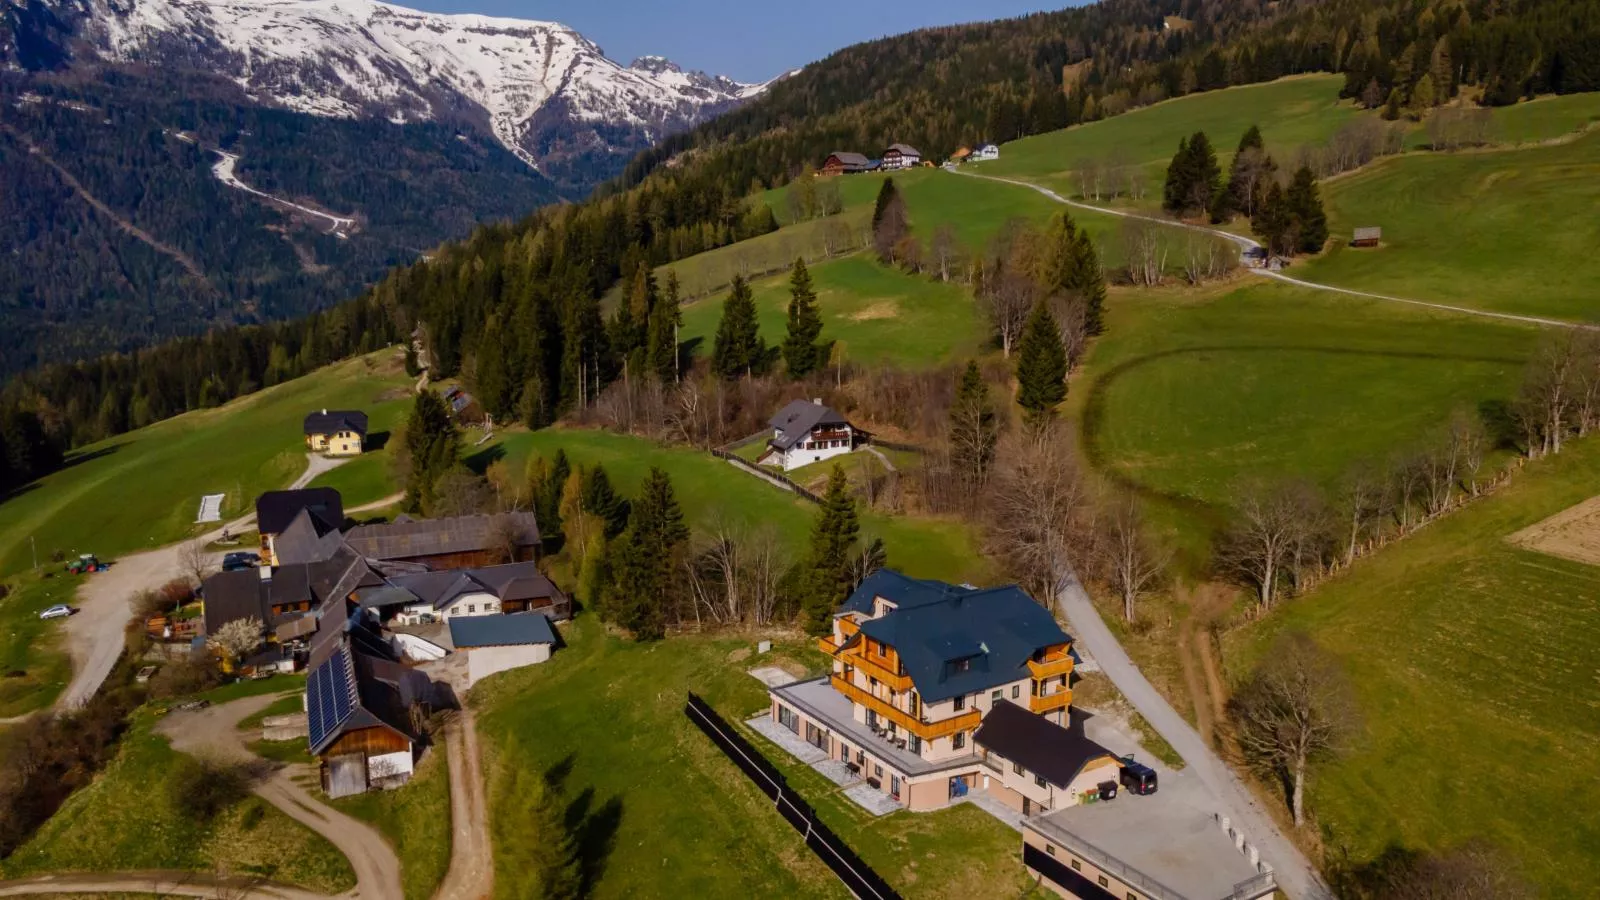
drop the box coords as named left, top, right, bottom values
left=0, top=871, right=334, bottom=899
left=1507, top=494, right=1600, bottom=566
left=432, top=710, right=493, bottom=900
left=158, top=693, right=402, bottom=900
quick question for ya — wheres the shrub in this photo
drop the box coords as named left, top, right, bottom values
left=167, top=756, right=250, bottom=822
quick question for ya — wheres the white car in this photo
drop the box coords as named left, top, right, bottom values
left=38, top=604, right=72, bottom=620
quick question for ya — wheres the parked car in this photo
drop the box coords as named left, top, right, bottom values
left=1120, top=757, right=1158, bottom=795
left=222, top=551, right=260, bottom=571
left=38, top=604, right=73, bottom=620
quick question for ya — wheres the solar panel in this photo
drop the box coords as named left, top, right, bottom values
left=306, top=644, right=359, bottom=755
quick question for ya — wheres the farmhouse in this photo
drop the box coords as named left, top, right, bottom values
left=820, top=151, right=872, bottom=175
left=448, top=613, right=558, bottom=687
left=950, top=146, right=972, bottom=163
left=303, top=409, right=368, bottom=456
left=882, top=143, right=923, bottom=170
left=355, top=560, right=571, bottom=624
left=256, top=488, right=344, bottom=566
left=201, top=543, right=388, bottom=643
left=1350, top=226, right=1382, bottom=247
left=973, top=143, right=1000, bottom=161
left=758, top=399, right=867, bottom=472
left=767, top=569, right=1082, bottom=812
left=305, top=610, right=436, bottom=797
left=343, top=512, right=541, bottom=569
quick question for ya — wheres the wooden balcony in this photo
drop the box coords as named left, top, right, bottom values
left=830, top=675, right=979, bottom=741
left=818, top=635, right=841, bottom=655
left=839, top=648, right=913, bottom=691
left=1027, top=655, right=1075, bottom=680
left=1029, top=690, right=1073, bottom=715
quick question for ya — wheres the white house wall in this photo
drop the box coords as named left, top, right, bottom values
left=781, top=443, right=855, bottom=471
left=443, top=592, right=502, bottom=618
left=465, top=643, right=552, bottom=687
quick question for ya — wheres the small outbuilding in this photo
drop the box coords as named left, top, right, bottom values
left=449, top=613, right=557, bottom=687
left=1350, top=226, right=1382, bottom=248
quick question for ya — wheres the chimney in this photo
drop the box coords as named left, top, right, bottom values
left=321, top=407, right=328, bottom=415
left=812, top=397, right=822, bottom=405
left=259, top=565, right=273, bottom=583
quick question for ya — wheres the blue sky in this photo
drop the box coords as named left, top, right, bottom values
left=412, top=1, right=1065, bottom=82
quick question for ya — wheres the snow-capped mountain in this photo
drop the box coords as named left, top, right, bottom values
left=23, top=0, right=771, bottom=180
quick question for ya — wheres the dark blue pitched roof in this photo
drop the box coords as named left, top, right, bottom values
left=840, top=569, right=977, bottom=616
left=846, top=571, right=1070, bottom=703
left=449, top=613, right=556, bottom=648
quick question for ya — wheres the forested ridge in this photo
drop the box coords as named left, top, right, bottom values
left=5, top=0, right=1599, bottom=495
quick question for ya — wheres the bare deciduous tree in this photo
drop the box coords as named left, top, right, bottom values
left=1336, top=462, right=1385, bottom=565
left=930, top=224, right=961, bottom=282
left=1098, top=491, right=1168, bottom=622
left=1217, top=479, right=1328, bottom=611
left=179, top=538, right=216, bottom=587
left=976, top=267, right=1036, bottom=357
left=1228, top=632, right=1357, bottom=828
left=1123, top=219, right=1166, bottom=286
left=984, top=428, right=1093, bottom=607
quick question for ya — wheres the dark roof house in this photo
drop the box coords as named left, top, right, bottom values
left=449, top=612, right=556, bottom=649
left=257, top=488, right=344, bottom=536
left=822, top=151, right=871, bottom=172
left=885, top=142, right=922, bottom=158
left=973, top=701, right=1119, bottom=789
left=842, top=575, right=1071, bottom=703
left=768, top=399, right=854, bottom=451
left=303, top=409, right=369, bottom=438
left=365, top=561, right=569, bottom=618
left=344, top=512, right=540, bottom=566
left=202, top=547, right=384, bottom=638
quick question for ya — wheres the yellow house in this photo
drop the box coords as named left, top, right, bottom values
left=303, top=409, right=368, bottom=456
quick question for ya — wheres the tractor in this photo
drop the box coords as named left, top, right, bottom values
left=67, top=553, right=104, bottom=574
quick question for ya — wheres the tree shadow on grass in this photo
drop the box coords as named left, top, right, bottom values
left=365, top=430, right=391, bottom=451
left=462, top=441, right=506, bottom=476
left=545, top=755, right=624, bottom=898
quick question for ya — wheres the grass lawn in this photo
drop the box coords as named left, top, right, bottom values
left=679, top=254, right=985, bottom=370
left=1300, top=132, right=1600, bottom=321
left=475, top=615, right=1029, bottom=900
left=307, top=450, right=400, bottom=508
left=481, top=428, right=990, bottom=586
left=0, top=352, right=412, bottom=577
left=657, top=208, right=873, bottom=302
left=984, top=75, right=1360, bottom=199
left=1224, top=435, right=1600, bottom=897
left=334, top=740, right=452, bottom=900
left=1076, top=279, right=1542, bottom=559
left=0, top=571, right=82, bottom=717
left=0, top=709, right=354, bottom=893
left=1475, top=91, right=1600, bottom=145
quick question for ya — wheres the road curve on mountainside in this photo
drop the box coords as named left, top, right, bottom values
left=1054, top=573, right=1334, bottom=900
left=159, top=693, right=404, bottom=900
left=0, top=872, right=337, bottom=899
left=56, top=454, right=350, bottom=712
left=212, top=150, right=357, bottom=237
left=950, top=167, right=1579, bottom=330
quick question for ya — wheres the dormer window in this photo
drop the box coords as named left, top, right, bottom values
left=876, top=642, right=887, bottom=658
left=952, top=657, right=971, bottom=674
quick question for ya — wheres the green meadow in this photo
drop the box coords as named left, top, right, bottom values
left=1301, top=132, right=1600, bottom=321
left=481, top=427, right=990, bottom=586
left=678, top=254, right=985, bottom=369
left=0, top=571, right=83, bottom=716
left=0, top=352, right=412, bottom=577
left=1226, top=435, right=1600, bottom=897
left=476, top=616, right=1028, bottom=900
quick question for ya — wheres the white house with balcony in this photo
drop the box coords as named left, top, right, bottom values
left=758, top=399, right=868, bottom=472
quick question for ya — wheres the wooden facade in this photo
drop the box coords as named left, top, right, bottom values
left=322, top=724, right=413, bottom=759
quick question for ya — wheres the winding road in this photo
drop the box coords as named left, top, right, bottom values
left=951, top=167, right=1579, bottom=330
left=212, top=151, right=357, bottom=238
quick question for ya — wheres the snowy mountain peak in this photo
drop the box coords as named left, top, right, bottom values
left=58, top=0, right=767, bottom=179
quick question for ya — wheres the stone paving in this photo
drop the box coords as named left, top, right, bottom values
left=748, top=716, right=904, bottom=816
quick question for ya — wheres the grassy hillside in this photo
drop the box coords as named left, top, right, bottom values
left=477, top=616, right=1028, bottom=900
left=1225, top=436, right=1600, bottom=897
left=1077, top=279, right=1541, bottom=557
left=0, top=571, right=82, bottom=716
left=0, top=351, right=412, bottom=577
left=1300, top=132, right=1600, bottom=322
left=678, top=255, right=985, bottom=369
left=481, top=428, right=989, bottom=586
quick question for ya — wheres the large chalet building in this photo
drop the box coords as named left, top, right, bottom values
left=769, top=570, right=1112, bottom=813
left=758, top=399, right=867, bottom=472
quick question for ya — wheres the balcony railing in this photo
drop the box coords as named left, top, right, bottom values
left=830, top=675, right=979, bottom=740
left=817, top=635, right=841, bottom=655
left=1027, top=655, right=1075, bottom=680
left=1029, top=690, right=1073, bottom=715
left=838, top=649, right=913, bottom=691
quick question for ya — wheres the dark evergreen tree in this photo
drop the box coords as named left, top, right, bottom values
left=711, top=275, right=765, bottom=378
left=604, top=467, right=689, bottom=641
left=1215, top=124, right=1266, bottom=221
left=949, top=361, right=998, bottom=487
left=781, top=258, right=825, bottom=378
left=403, top=345, right=422, bottom=378
left=800, top=466, right=862, bottom=635
left=1014, top=300, right=1068, bottom=426
left=645, top=271, right=682, bottom=384
left=1286, top=166, right=1329, bottom=254
left=1162, top=135, right=1193, bottom=213
left=580, top=464, right=630, bottom=539
left=400, top=389, right=460, bottom=514
left=1252, top=181, right=1295, bottom=256
left=1068, top=230, right=1108, bottom=336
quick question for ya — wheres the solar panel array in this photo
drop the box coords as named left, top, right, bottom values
left=306, top=644, right=360, bottom=754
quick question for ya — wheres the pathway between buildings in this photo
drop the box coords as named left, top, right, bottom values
left=950, top=168, right=1578, bottom=330
left=1053, top=573, right=1333, bottom=900
left=159, top=693, right=404, bottom=900
left=57, top=453, right=351, bottom=711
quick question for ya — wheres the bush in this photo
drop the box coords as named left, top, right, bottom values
left=147, top=656, right=222, bottom=700
left=167, top=756, right=250, bottom=822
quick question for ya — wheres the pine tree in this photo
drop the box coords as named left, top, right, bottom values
left=782, top=257, right=825, bottom=378
left=1252, top=181, right=1294, bottom=256
left=580, top=464, right=630, bottom=539
left=400, top=389, right=459, bottom=514
left=1014, top=300, right=1068, bottom=426
left=1162, top=135, right=1192, bottom=213
left=645, top=271, right=681, bottom=384
left=604, top=467, right=689, bottom=641
left=1068, top=230, right=1107, bottom=336
left=528, top=773, right=583, bottom=900
left=949, top=361, right=998, bottom=487
left=1185, top=131, right=1223, bottom=217
left=711, top=275, right=765, bottom=378
left=1286, top=166, right=1329, bottom=254
left=800, top=466, right=862, bottom=635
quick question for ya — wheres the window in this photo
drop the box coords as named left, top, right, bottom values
left=777, top=705, right=798, bottom=733
left=486, top=602, right=498, bottom=612
left=952, top=732, right=966, bottom=750
left=953, top=694, right=966, bottom=711
left=1070, top=859, right=1081, bottom=872
left=907, top=735, right=921, bottom=755
left=1012, top=685, right=1021, bottom=699
left=1012, top=761, right=1023, bottom=775
left=991, top=690, right=1002, bottom=704
left=1097, top=876, right=1109, bottom=888
left=467, top=604, right=476, bottom=614
left=1035, top=774, right=1047, bottom=788
left=877, top=642, right=887, bottom=658
left=1128, top=893, right=1139, bottom=900
left=874, top=764, right=883, bottom=778
left=1045, top=844, right=1056, bottom=857
left=952, top=657, right=971, bottom=673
